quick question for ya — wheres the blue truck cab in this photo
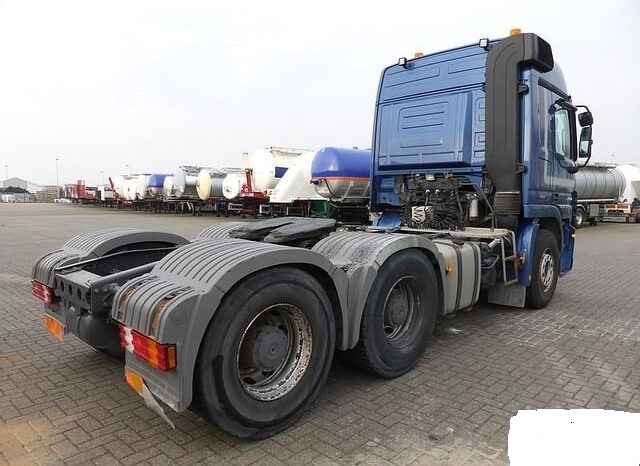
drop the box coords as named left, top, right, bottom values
left=370, top=31, right=593, bottom=307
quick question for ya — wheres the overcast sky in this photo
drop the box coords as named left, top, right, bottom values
left=0, top=0, right=638, bottom=186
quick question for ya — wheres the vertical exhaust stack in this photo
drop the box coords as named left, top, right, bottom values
left=485, top=32, right=554, bottom=223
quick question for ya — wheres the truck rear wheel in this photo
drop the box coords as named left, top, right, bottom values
left=193, top=267, right=335, bottom=439
left=348, top=250, right=439, bottom=378
left=525, top=229, right=559, bottom=309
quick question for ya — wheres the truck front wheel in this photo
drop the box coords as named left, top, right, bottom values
left=348, top=250, right=439, bottom=378
left=525, top=229, right=559, bottom=309
left=193, top=267, right=335, bottom=439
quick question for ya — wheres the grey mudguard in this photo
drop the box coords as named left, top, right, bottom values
left=112, top=230, right=475, bottom=412
left=196, top=222, right=245, bottom=240
left=32, top=228, right=189, bottom=286
left=112, top=238, right=348, bottom=411
left=311, top=231, right=447, bottom=348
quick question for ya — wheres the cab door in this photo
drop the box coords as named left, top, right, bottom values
left=536, top=84, right=575, bottom=220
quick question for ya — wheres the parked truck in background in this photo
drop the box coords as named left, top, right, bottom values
left=573, top=164, right=628, bottom=227
left=31, top=31, right=594, bottom=438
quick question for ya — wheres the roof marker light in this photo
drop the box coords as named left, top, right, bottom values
left=478, top=38, right=490, bottom=50
left=510, top=28, right=522, bottom=36
left=397, top=57, right=407, bottom=68
left=414, top=52, right=424, bottom=58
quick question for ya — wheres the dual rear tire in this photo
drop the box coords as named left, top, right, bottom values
left=193, top=252, right=441, bottom=438
left=193, top=267, right=335, bottom=439
left=346, top=250, right=439, bottom=378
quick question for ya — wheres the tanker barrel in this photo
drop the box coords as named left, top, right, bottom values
left=310, top=147, right=372, bottom=202
left=575, top=166, right=626, bottom=202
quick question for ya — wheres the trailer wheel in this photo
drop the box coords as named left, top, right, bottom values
left=574, top=207, right=585, bottom=229
left=348, top=250, right=438, bottom=378
left=193, top=267, right=335, bottom=439
left=525, top=229, right=559, bottom=309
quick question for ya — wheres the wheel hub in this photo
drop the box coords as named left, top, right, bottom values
left=236, top=304, right=313, bottom=401
left=540, top=249, right=554, bottom=292
left=387, top=291, right=409, bottom=327
left=252, top=326, right=288, bottom=371
left=383, top=276, right=420, bottom=347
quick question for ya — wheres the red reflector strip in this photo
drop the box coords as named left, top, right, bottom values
left=118, top=324, right=176, bottom=372
left=31, top=280, right=55, bottom=304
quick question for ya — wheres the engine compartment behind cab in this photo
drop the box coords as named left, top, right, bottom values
left=397, top=174, right=494, bottom=230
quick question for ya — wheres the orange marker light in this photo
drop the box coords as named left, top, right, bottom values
left=42, top=314, right=65, bottom=342
left=510, top=28, right=522, bottom=36
left=125, top=369, right=144, bottom=394
left=445, top=262, right=454, bottom=276
left=414, top=52, right=424, bottom=58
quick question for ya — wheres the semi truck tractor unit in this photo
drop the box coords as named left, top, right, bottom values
left=32, top=32, right=593, bottom=439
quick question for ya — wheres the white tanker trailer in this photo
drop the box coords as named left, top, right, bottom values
left=111, top=175, right=136, bottom=200
left=170, top=166, right=200, bottom=199
left=196, top=168, right=243, bottom=201
left=574, top=164, right=626, bottom=227
left=269, top=151, right=323, bottom=204
left=244, top=147, right=306, bottom=194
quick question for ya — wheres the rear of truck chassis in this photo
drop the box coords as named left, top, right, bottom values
left=31, top=32, right=590, bottom=438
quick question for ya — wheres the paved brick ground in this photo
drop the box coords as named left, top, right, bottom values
left=1, top=203, right=639, bottom=465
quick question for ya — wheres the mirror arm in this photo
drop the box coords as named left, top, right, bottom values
left=555, top=98, right=577, bottom=112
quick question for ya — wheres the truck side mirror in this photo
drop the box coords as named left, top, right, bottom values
left=579, top=126, right=592, bottom=158
left=578, top=110, right=593, bottom=127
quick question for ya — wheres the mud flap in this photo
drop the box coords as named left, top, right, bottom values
left=488, top=283, right=526, bottom=308
left=125, top=369, right=175, bottom=429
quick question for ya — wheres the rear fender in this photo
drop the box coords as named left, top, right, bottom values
left=312, top=232, right=446, bottom=348
left=32, top=228, right=188, bottom=286
left=113, top=238, right=348, bottom=411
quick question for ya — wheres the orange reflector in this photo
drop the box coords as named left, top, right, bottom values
left=510, top=28, right=522, bottom=36
left=124, top=368, right=144, bottom=394
left=414, top=52, right=424, bottom=58
left=42, top=314, right=65, bottom=342
left=445, top=262, right=454, bottom=276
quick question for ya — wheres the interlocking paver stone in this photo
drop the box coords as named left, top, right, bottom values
left=1, top=203, right=639, bottom=465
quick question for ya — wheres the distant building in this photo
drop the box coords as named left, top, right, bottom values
left=0, top=177, right=46, bottom=193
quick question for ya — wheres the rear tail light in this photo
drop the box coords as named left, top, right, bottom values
left=119, top=324, right=177, bottom=372
left=32, top=280, right=55, bottom=304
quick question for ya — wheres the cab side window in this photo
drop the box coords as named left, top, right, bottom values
left=551, top=105, right=571, bottom=158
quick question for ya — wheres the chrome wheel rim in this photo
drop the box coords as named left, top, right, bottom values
left=575, top=211, right=583, bottom=227
left=382, top=276, right=420, bottom=348
left=540, top=248, right=555, bottom=292
left=236, top=304, right=312, bottom=401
